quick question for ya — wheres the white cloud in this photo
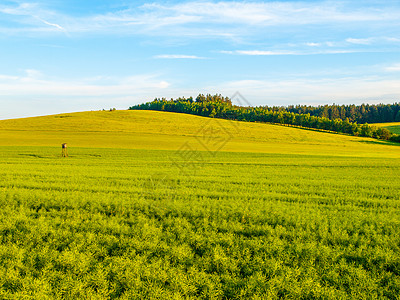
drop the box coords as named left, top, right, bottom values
left=140, top=1, right=399, bottom=26
left=215, top=77, right=400, bottom=105
left=1, top=1, right=400, bottom=38
left=385, top=64, right=400, bottom=72
left=0, top=1, right=67, bottom=34
left=384, top=37, right=400, bottom=42
left=35, top=16, right=65, bottom=31
left=223, top=49, right=361, bottom=56
left=236, top=50, right=296, bottom=55
left=0, top=70, right=175, bottom=119
left=0, top=74, right=19, bottom=80
left=154, top=54, right=206, bottom=59
left=0, top=2, right=38, bottom=15
left=346, top=38, right=373, bottom=45
left=25, top=69, right=42, bottom=79
left=306, top=42, right=321, bottom=47
left=141, top=2, right=275, bottom=25
left=0, top=72, right=170, bottom=97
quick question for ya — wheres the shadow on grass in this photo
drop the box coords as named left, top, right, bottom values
left=357, top=140, right=400, bottom=147
left=18, top=153, right=64, bottom=159
left=18, top=153, right=47, bottom=158
left=273, top=123, right=400, bottom=147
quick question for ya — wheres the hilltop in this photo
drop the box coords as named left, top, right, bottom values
left=0, top=110, right=399, bottom=158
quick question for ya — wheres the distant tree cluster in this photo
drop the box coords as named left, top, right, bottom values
left=129, top=94, right=400, bottom=142
left=265, top=103, right=400, bottom=124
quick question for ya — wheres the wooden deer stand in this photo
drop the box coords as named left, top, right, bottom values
left=61, top=143, right=68, bottom=157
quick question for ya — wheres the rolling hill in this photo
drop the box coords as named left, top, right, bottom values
left=0, top=110, right=399, bottom=158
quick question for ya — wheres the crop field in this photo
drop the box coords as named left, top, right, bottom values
left=0, top=111, right=400, bottom=299
left=374, top=122, right=400, bottom=135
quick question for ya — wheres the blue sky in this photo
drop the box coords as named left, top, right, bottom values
left=1, top=0, right=400, bottom=119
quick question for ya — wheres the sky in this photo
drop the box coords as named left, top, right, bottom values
left=1, top=0, right=400, bottom=119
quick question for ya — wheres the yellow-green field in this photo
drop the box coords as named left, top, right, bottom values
left=0, top=111, right=399, bottom=299
left=1, top=110, right=399, bottom=158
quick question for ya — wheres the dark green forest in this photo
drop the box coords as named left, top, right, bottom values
left=129, top=94, right=400, bottom=142
left=265, top=103, right=400, bottom=124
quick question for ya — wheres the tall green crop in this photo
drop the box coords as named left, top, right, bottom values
left=0, top=146, right=399, bottom=299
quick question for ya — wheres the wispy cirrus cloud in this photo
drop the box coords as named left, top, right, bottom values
left=346, top=37, right=374, bottom=45
left=140, top=1, right=400, bottom=26
left=221, top=49, right=363, bottom=56
left=0, top=2, right=66, bottom=33
left=35, top=16, right=65, bottom=31
left=234, top=50, right=297, bottom=56
left=154, top=54, right=206, bottom=59
left=1, top=1, right=400, bottom=39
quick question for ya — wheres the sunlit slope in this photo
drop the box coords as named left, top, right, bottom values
left=0, top=110, right=399, bottom=157
left=374, top=122, right=400, bottom=134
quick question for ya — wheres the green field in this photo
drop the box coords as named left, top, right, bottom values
left=374, top=122, right=400, bottom=135
left=1, top=111, right=399, bottom=299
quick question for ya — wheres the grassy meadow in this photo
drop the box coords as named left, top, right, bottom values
left=374, top=122, right=400, bottom=135
left=0, top=110, right=399, bottom=299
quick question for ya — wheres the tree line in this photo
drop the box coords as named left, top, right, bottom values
left=265, top=103, right=400, bottom=124
left=129, top=94, right=400, bottom=143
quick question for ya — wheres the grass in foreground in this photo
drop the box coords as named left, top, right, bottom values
left=0, top=111, right=400, bottom=298
left=0, top=146, right=399, bottom=299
